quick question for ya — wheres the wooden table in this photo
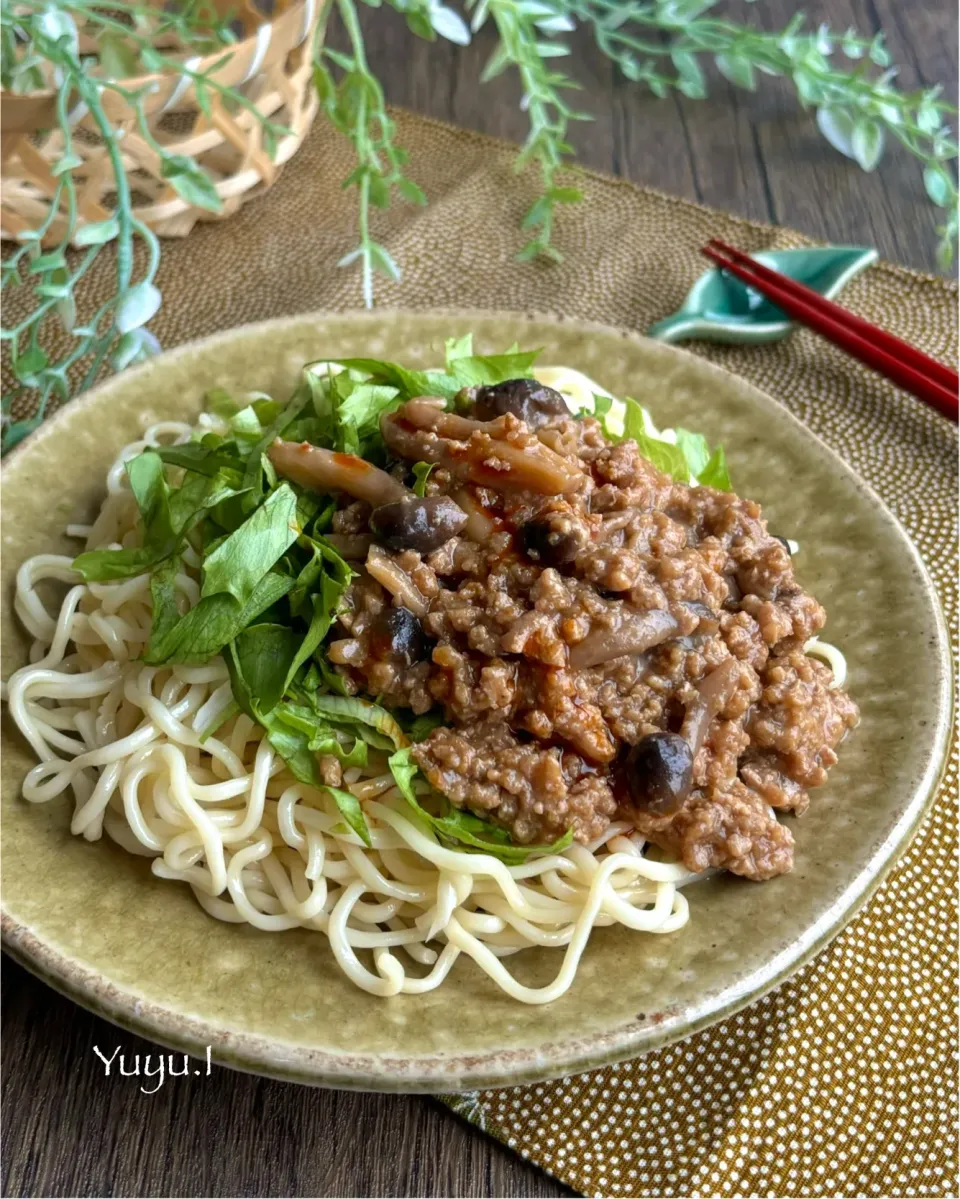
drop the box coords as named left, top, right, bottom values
left=2, top=3, right=955, bottom=1196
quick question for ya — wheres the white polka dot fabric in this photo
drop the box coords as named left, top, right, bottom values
left=4, top=109, right=956, bottom=1198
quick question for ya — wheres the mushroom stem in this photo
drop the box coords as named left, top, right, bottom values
left=381, top=402, right=583, bottom=496
left=450, top=487, right=498, bottom=543
left=568, top=609, right=679, bottom=669
left=268, top=440, right=408, bottom=506
left=323, top=534, right=373, bottom=560
left=680, top=657, right=743, bottom=757
left=365, top=546, right=429, bottom=617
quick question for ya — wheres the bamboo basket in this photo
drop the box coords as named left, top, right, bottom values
left=0, top=0, right=329, bottom=245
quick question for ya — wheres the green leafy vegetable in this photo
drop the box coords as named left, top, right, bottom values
left=198, top=702, right=240, bottom=745
left=670, top=430, right=731, bottom=489
left=320, top=348, right=543, bottom=420
left=447, top=349, right=541, bottom=388
left=157, top=442, right=242, bottom=478
left=126, top=450, right=171, bottom=537
left=144, top=571, right=294, bottom=665
left=148, top=554, right=182, bottom=645
left=673, top=428, right=713, bottom=479
left=227, top=624, right=301, bottom=719
left=73, top=543, right=164, bottom=583
left=332, top=377, right=401, bottom=456
left=388, top=749, right=574, bottom=863
left=322, top=786, right=373, bottom=846
left=169, top=470, right=243, bottom=533
left=263, top=715, right=372, bottom=845
left=444, top=333, right=474, bottom=364
left=265, top=720, right=323, bottom=787
left=411, top=462, right=434, bottom=497
left=697, top=446, right=731, bottom=491
left=620, top=398, right=691, bottom=482
left=591, top=393, right=614, bottom=423
left=74, top=454, right=244, bottom=582
left=228, top=404, right=268, bottom=445
left=328, top=357, right=461, bottom=403
left=273, top=703, right=367, bottom=766
left=201, top=483, right=301, bottom=606
left=285, top=589, right=340, bottom=694
left=204, top=388, right=239, bottom=419
left=595, top=395, right=732, bottom=490
left=289, top=535, right=354, bottom=632
left=396, top=708, right=445, bottom=742
left=306, top=693, right=408, bottom=750
left=240, top=386, right=314, bottom=500
left=314, top=653, right=350, bottom=696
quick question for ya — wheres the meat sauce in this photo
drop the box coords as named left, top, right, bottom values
left=316, top=387, right=859, bottom=881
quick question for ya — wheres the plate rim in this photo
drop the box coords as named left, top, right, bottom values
left=2, top=307, right=953, bottom=1092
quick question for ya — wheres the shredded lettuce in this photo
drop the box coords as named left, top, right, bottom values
left=203, top=387, right=239, bottom=419
left=305, top=694, right=409, bottom=750
left=591, top=393, right=732, bottom=490
left=157, top=442, right=242, bottom=477
left=317, top=343, right=543, bottom=417
left=201, top=483, right=300, bottom=606
left=144, top=570, right=294, bottom=665
left=388, top=749, right=574, bottom=864
left=74, top=452, right=245, bottom=582
left=447, top=350, right=541, bottom=389
left=322, top=786, right=373, bottom=846
left=227, top=624, right=300, bottom=718
left=444, top=333, right=474, bottom=363
left=697, top=445, right=731, bottom=490
left=148, top=554, right=182, bottom=645
left=324, top=357, right=461, bottom=403
left=318, top=369, right=402, bottom=459
left=399, top=708, right=445, bottom=742
left=620, top=398, right=691, bottom=481
left=264, top=720, right=372, bottom=845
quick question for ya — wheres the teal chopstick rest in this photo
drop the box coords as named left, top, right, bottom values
left=648, top=245, right=879, bottom=345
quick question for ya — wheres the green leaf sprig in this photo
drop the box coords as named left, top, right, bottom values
left=1, top=0, right=292, bottom=451
left=563, top=0, right=958, bottom=267
left=2, top=0, right=956, bottom=445
left=470, top=0, right=588, bottom=261
left=324, top=0, right=957, bottom=293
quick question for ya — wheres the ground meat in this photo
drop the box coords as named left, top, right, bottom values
left=412, top=723, right=616, bottom=844
left=315, top=395, right=858, bottom=875
left=739, top=756, right=809, bottom=815
left=631, top=782, right=795, bottom=881
left=318, top=755, right=343, bottom=788
left=747, top=649, right=859, bottom=787
left=332, top=500, right=372, bottom=535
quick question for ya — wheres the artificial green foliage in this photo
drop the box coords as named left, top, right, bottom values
left=2, top=0, right=956, bottom=449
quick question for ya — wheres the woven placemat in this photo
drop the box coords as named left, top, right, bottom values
left=4, top=108, right=957, bottom=1198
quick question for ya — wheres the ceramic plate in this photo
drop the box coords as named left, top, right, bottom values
left=1, top=311, right=951, bottom=1092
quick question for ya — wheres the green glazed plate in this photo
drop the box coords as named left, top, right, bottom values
left=648, top=246, right=878, bottom=344
left=1, top=310, right=951, bottom=1092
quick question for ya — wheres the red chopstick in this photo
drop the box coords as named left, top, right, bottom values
left=702, top=239, right=959, bottom=422
left=709, top=239, right=958, bottom=392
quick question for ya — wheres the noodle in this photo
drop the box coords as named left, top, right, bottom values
left=2, top=400, right=847, bottom=1002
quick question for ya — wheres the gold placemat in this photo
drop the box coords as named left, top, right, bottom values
left=5, top=108, right=957, bottom=1198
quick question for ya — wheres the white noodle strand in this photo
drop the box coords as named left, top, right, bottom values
left=1, top=420, right=695, bottom=1002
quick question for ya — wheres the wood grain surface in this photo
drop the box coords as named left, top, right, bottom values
left=2, top=3, right=956, bottom=1197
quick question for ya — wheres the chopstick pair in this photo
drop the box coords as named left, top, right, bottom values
left=701, top=239, right=959, bottom=422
